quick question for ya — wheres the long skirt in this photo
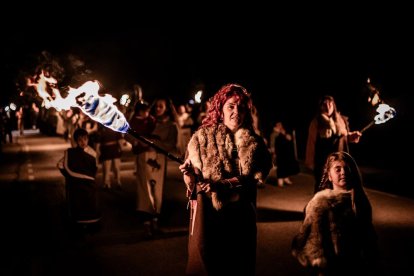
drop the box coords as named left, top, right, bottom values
left=136, top=151, right=166, bottom=215
left=66, top=178, right=101, bottom=223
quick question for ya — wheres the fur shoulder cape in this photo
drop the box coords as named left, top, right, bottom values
left=291, top=189, right=354, bottom=268
left=187, top=124, right=272, bottom=209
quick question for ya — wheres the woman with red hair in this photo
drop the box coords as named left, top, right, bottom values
left=179, top=83, right=272, bottom=275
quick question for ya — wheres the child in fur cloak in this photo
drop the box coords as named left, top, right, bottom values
left=292, top=151, right=378, bottom=276
left=179, top=83, right=272, bottom=276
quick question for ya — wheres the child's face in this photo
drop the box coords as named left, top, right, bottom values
left=77, top=135, right=89, bottom=149
left=328, top=160, right=351, bottom=191
left=138, top=109, right=150, bottom=118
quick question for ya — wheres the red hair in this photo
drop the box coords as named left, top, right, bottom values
left=201, top=83, right=253, bottom=129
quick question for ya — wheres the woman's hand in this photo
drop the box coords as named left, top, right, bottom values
left=348, top=131, right=362, bottom=143
left=179, top=159, right=195, bottom=175
left=179, top=159, right=196, bottom=187
left=199, top=181, right=216, bottom=193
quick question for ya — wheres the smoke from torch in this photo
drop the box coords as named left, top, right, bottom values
left=366, top=78, right=382, bottom=107
left=28, top=71, right=183, bottom=164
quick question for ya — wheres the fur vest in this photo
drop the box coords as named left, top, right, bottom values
left=292, top=189, right=364, bottom=269
left=305, top=114, right=350, bottom=169
left=187, top=123, right=272, bottom=210
left=318, top=113, right=348, bottom=138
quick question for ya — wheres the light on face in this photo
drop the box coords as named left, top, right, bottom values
left=322, top=100, right=334, bottom=115
left=328, top=160, right=351, bottom=190
left=155, top=100, right=167, bottom=116
left=223, top=96, right=246, bottom=132
left=77, top=136, right=89, bottom=149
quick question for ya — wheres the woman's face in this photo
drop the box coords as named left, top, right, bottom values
left=274, top=122, right=282, bottom=132
left=155, top=100, right=167, bottom=117
left=328, top=160, right=351, bottom=191
left=222, top=96, right=246, bottom=132
left=321, top=99, right=334, bottom=116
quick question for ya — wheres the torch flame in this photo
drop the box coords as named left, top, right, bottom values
left=360, top=102, right=397, bottom=133
left=27, top=71, right=69, bottom=110
left=374, top=103, right=396, bottom=125
left=26, top=71, right=185, bottom=164
left=194, top=90, right=203, bottom=103
left=28, top=71, right=130, bottom=133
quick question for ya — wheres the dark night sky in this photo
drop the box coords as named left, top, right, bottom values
left=2, top=20, right=413, bottom=167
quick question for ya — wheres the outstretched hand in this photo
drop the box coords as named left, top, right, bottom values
left=348, top=131, right=362, bottom=143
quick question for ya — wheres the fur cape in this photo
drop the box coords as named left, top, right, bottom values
left=305, top=114, right=350, bottom=170
left=186, top=123, right=272, bottom=209
left=292, top=189, right=358, bottom=269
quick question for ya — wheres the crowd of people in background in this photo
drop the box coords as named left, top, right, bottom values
left=2, top=82, right=380, bottom=275
left=1, top=88, right=365, bottom=210
left=1, top=88, right=365, bottom=204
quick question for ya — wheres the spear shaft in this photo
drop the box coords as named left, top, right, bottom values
left=360, top=121, right=375, bottom=133
left=126, top=128, right=184, bottom=164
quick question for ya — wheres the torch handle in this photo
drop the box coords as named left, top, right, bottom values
left=360, top=120, right=375, bottom=133
left=128, top=128, right=206, bottom=203
left=126, top=128, right=184, bottom=164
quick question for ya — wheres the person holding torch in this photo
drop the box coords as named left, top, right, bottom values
left=305, top=95, right=362, bottom=194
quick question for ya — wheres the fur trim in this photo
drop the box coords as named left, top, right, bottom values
left=187, top=124, right=271, bottom=210
left=318, top=113, right=349, bottom=138
left=292, top=189, right=353, bottom=268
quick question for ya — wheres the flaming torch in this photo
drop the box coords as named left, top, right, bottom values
left=360, top=103, right=397, bottom=133
left=28, top=71, right=184, bottom=164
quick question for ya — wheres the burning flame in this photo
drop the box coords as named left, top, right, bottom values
left=28, top=71, right=130, bottom=133
left=194, top=90, right=203, bottom=103
left=374, top=103, right=396, bottom=125
left=360, top=102, right=397, bottom=133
